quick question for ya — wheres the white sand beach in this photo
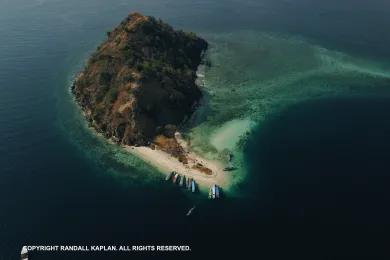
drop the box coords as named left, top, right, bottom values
left=124, top=132, right=232, bottom=193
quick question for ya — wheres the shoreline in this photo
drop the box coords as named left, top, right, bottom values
left=120, top=60, right=234, bottom=193
left=123, top=132, right=232, bottom=193
left=70, top=33, right=232, bottom=194
left=89, top=125, right=232, bottom=193
left=71, top=62, right=235, bottom=194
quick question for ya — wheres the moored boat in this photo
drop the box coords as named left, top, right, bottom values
left=209, top=184, right=220, bottom=199
left=180, top=175, right=185, bottom=186
left=165, top=171, right=173, bottom=181
left=172, top=172, right=179, bottom=184
left=191, top=180, right=196, bottom=193
left=176, top=174, right=181, bottom=185
left=186, top=177, right=191, bottom=190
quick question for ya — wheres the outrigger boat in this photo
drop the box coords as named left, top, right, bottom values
left=209, top=184, right=220, bottom=199
left=180, top=175, right=185, bottom=186
left=191, top=180, right=196, bottom=193
left=165, top=171, right=173, bottom=181
left=176, top=174, right=181, bottom=185
left=172, top=172, right=179, bottom=184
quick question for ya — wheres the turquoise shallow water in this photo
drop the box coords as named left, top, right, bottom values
left=2, top=0, right=390, bottom=259
left=188, top=31, right=390, bottom=193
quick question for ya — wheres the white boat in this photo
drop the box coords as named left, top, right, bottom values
left=215, top=185, right=220, bottom=198
left=165, top=171, right=173, bottom=181
left=180, top=175, right=185, bottom=186
left=191, top=180, right=196, bottom=193
left=186, top=178, right=191, bottom=190
left=186, top=206, right=196, bottom=216
left=209, top=185, right=220, bottom=199
left=172, top=172, right=179, bottom=184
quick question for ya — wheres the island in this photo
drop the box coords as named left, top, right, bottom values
left=72, top=12, right=231, bottom=192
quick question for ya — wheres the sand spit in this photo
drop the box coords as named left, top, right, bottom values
left=124, top=132, right=232, bottom=193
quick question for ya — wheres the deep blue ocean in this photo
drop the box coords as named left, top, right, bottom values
left=1, top=0, right=390, bottom=259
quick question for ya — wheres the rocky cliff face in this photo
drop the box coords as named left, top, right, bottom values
left=72, top=12, right=208, bottom=147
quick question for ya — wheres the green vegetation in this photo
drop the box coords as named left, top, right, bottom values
left=73, top=13, right=207, bottom=146
left=107, top=88, right=118, bottom=103
left=99, top=72, right=112, bottom=85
